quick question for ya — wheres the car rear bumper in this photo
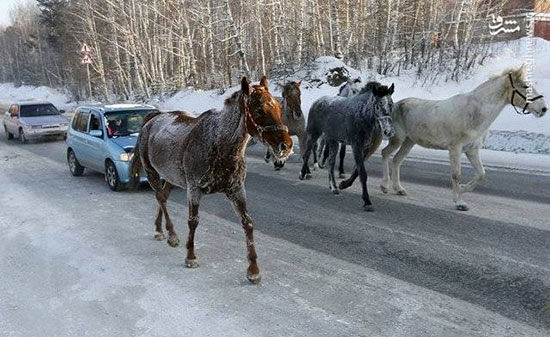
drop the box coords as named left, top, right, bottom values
left=25, top=127, right=67, bottom=138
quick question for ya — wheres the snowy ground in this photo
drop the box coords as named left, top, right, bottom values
left=1, top=128, right=549, bottom=336
left=1, top=38, right=549, bottom=155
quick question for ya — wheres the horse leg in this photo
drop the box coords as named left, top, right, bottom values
left=352, top=143, right=373, bottom=211
left=338, top=144, right=346, bottom=178
left=153, top=181, right=174, bottom=241
left=339, top=168, right=358, bottom=189
left=185, top=188, right=202, bottom=267
left=144, top=160, right=173, bottom=242
left=462, top=148, right=485, bottom=193
left=391, top=138, right=414, bottom=195
left=154, top=182, right=179, bottom=247
left=381, top=137, right=402, bottom=193
left=449, top=146, right=468, bottom=211
left=320, top=139, right=330, bottom=169
left=327, top=140, right=340, bottom=194
left=340, top=133, right=381, bottom=190
left=227, top=187, right=261, bottom=284
left=295, top=126, right=307, bottom=159
left=264, top=147, right=272, bottom=163
left=300, top=132, right=319, bottom=180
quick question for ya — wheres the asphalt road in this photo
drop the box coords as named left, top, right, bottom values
left=1, top=126, right=549, bottom=335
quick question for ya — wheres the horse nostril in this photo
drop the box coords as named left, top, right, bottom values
left=542, top=107, right=547, bottom=113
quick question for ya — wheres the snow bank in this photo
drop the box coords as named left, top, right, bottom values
left=0, top=83, right=71, bottom=108
left=157, top=38, right=550, bottom=155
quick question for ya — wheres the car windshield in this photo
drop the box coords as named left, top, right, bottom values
left=20, top=104, right=59, bottom=117
left=104, top=110, right=154, bottom=138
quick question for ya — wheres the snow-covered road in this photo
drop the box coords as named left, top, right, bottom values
left=0, top=128, right=549, bottom=336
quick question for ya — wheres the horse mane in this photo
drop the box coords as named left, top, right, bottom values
left=359, top=81, right=381, bottom=94
left=489, top=65, right=525, bottom=80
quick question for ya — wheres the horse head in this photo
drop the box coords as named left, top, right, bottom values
left=370, top=82, right=395, bottom=138
left=241, top=76, right=293, bottom=161
left=339, top=78, right=362, bottom=97
left=281, top=81, right=303, bottom=119
left=508, top=65, right=547, bottom=117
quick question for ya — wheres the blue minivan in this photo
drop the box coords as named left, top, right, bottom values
left=66, top=104, right=157, bottom=191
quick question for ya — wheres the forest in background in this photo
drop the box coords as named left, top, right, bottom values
left=0, top=0, right=541, bottom=101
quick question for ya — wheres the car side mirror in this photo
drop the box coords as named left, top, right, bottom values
left=89, top=129, right=103, bottom=138
left=59, top=109, right=66, bottom=114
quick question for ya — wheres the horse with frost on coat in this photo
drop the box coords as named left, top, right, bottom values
left=300, top=81, right=395, bottom=211
left=264, top=80, right=306, bottom=170
left=130, top=76, right=292, bottom=284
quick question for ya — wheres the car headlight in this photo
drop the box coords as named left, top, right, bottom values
left=120, top=152, right=133, bottom=161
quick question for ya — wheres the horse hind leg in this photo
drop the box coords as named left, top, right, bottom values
left=327, top=140, right=340, bottom=194
left=338, top=144, right=346, bottom=178
left=154, top=181, right=179, bottom=247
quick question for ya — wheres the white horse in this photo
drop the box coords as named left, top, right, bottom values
left=380, top=65, right=547, bottom=211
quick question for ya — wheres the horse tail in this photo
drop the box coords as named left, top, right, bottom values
left=129, top=111, right=162, bottom=189
left=129, top=143, right=142, bottom=190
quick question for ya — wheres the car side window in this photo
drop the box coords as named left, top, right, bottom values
left=88, top=113, right=102, bottom=132
left=71, top=111, right=80, bottom=130
left=72, top=111, right=89, bottom=133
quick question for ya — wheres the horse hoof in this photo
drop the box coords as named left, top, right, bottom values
left=167, top=234, right=180, bottom=247
left=154, top=231, right=166, bottom=241
left=274, top=166, right=281, bottom=171
left=364, top=204, right=374, bottom=212
left=332, top=188, right=340, bottom=195
left=247, top=273, right=261, bottom=284
left=264, top=156, right=270, bottom=163
left=456, top=204, right=469, bottom=211
left=185, top=258, right=200, bottom=268
left=396, top=189, right=407, bottom=196
left=313, top=163, right=320, bottom=170
left=339, top=173, right=347, bottom=179
left=338, top=181, right=349, bottom=190
left=299, top=173, right=305, bottom=180
left=380, top=185, right=389, bottom=193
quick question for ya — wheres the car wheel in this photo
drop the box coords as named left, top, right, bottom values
left=67, top=149, right=85, bottom=176
left=105, top=160, right=122, bottom=191
left=4, top=126, right=13, bottom=140
left=19, top=129, right=27, bottom=143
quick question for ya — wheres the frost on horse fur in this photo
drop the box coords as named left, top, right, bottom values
left=130, top=76, right=292, bottom=284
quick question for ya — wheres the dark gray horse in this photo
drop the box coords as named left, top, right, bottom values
left=264, top=81, right=306, bottom=170
left=300, top=81, right=395, bottom=211
left=314, top=78, right=362, bottom=176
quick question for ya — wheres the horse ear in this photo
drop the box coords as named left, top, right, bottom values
left=260, top=75, right=269, bottom=90
left=241, top=77, right=250, bottom=95
left=517, top=64, right=528, bottom=80
left=388, top=83, right=395, bottom=95
left=297, top=81, right=301, bottom=87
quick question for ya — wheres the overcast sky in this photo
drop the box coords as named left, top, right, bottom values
left=0, top=0, right=28, bottom=27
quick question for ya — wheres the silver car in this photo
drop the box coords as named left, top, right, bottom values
left=3, top=101, right=69, bottom=143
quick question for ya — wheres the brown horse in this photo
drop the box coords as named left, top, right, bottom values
left=130, top=76, right=292, bottom=284
left=264, top=81, right=306, bottom=169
